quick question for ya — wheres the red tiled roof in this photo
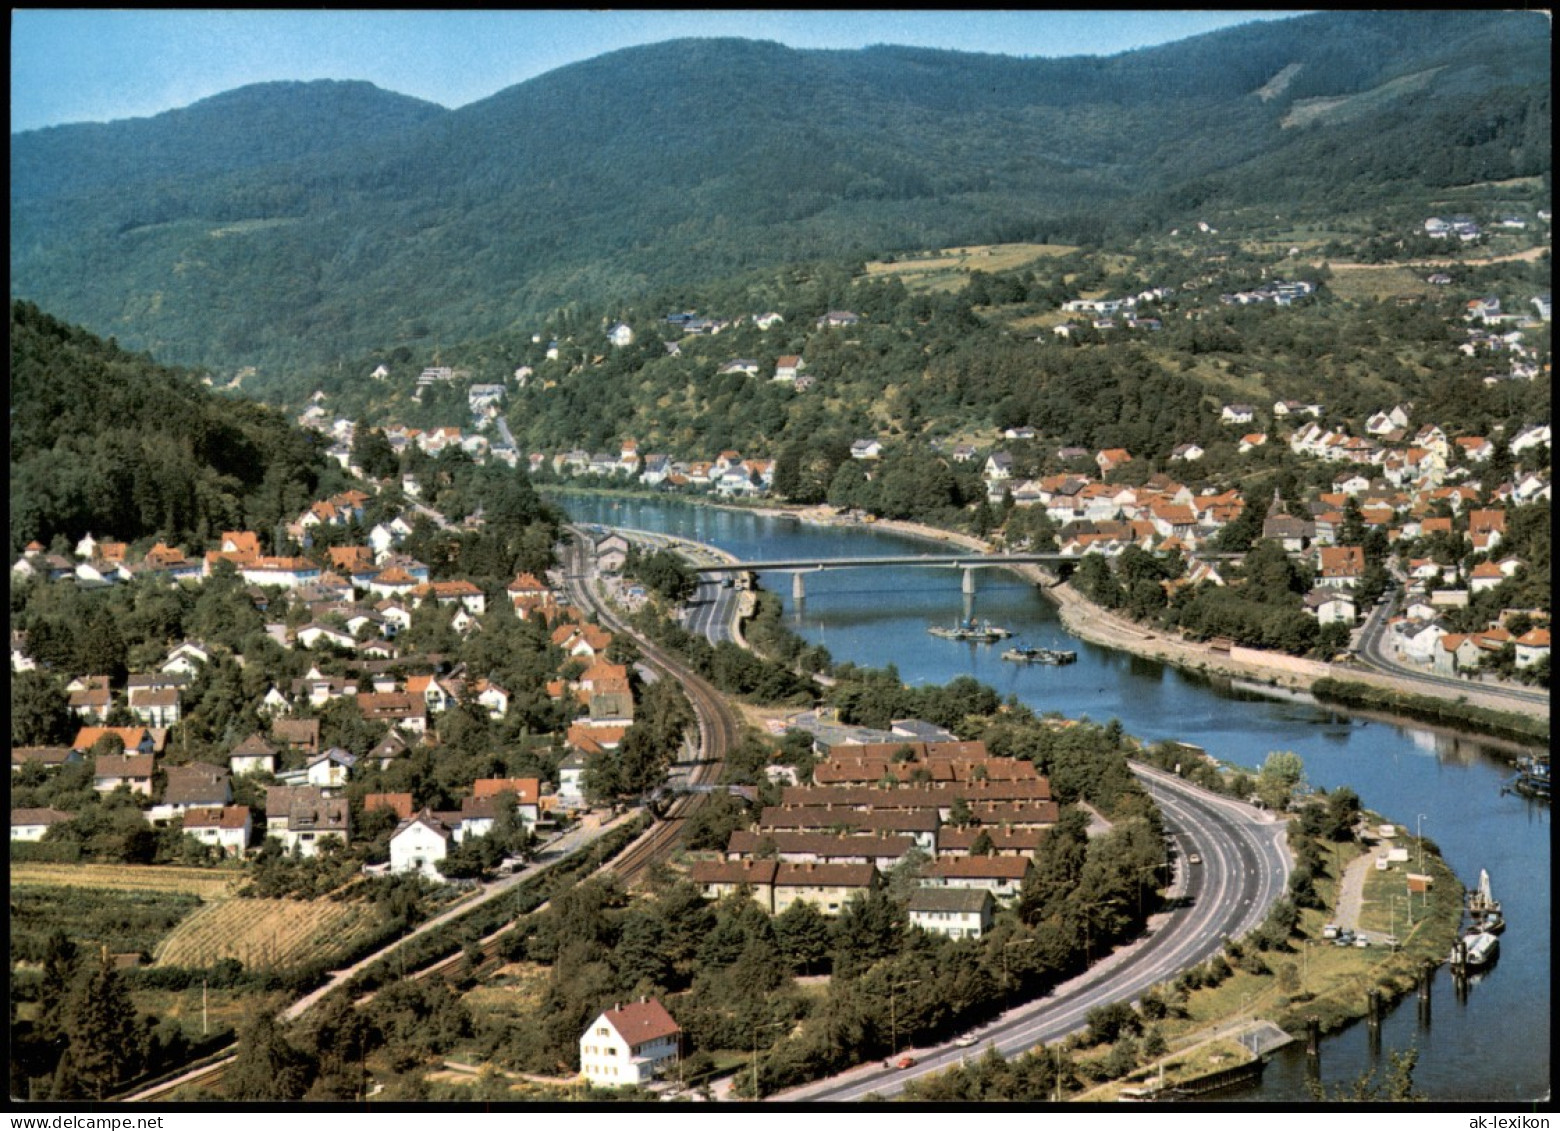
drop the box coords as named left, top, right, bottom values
left=73, top=726, right=151, bottom=753
left=774, top=861, right=877, bottom=887
left=95, top=754, right=155, bottom=779
left=183, top=805, right=250, bottom=830
left=11, top=807, right=74, bottom=827
left=472, top=777, right=540, bottom=804
left=690, top=858, right=780, bottom=886
left=727, top=830, right=912, bottom=859
left=602, top=998, right=681, bottom=1046
left=926, top=856, right=1033, bottom=880
left=364, top=792, right=415, bottom=820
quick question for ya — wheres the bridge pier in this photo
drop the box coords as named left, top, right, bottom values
left=962, top=567, right=976, bottom=596
left=792, top=572, right=806, bottom=601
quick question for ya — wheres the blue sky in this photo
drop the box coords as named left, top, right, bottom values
left=10, top=10, right=1299, bottom=133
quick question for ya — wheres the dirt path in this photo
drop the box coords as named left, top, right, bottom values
left=1335, top=850, right=1374, bottom=933
left=1319, top=246, right=1550, bottom=269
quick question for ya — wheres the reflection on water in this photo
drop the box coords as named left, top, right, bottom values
left=555, top=492, right=1550, bottom=1100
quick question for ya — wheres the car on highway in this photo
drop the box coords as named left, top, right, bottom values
left=954, top=1035, right=978, bottom=1048
left=1187, top=853, right=1202, bottom=866
left=897, top=1056, right=918, bottom=1069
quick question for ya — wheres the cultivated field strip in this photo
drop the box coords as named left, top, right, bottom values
left=154, top=897, right=383, bottom=969
left=9, top=863, right=240, bottom=900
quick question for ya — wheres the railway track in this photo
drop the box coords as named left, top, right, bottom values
left=562, top=526, right=738, bottom=887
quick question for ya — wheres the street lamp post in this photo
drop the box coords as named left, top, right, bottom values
left=1416, top=813, right=1429, bottom=920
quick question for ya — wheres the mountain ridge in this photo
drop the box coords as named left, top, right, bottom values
left=10, top=11, right=1549, bottom=374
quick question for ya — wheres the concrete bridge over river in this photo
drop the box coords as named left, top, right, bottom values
left=691, top=552, right=1074, bottom=599
left=692, top=551, right=1241, bottom=599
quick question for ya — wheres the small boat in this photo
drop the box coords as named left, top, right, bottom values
left=1467, top=869, right=1504, bottom=934
left=1002, top=644, right=1078, bottom=665
left=1505, top=755, right=1550, bottom=801
left=1451, top=929, right=1499, bottom=969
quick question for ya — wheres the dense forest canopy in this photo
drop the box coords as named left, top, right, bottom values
left=10, top=11, right=1549, bottom=376
left=8, top=301, right=331, bottom=561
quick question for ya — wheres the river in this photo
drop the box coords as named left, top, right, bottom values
left=555, top=493, right=1550, bottom=1102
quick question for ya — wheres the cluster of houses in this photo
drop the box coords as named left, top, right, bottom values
left=964, top=409, right=1552, bottom=672
left=691, top=724, right=1063, bottom=940
left=1054, top=287, right=1175, bottom=334
left=297, top=409, right=510, bottom=472
left=1423, top=215, right=1486, bottom=242
left=1218, top=279, right=1316, bottom=307
left=11, top=513, right=649, bottom=869
left=540, top=442, right=778, bottom=498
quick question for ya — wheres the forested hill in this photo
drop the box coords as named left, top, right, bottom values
left=8, top=301, right=330, bottom=561
left=10, top=11, right=1550, bottom=375
left=10, top=80, right=445, bottom=205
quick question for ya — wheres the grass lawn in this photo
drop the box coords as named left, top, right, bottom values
left=130, top=986, right=287, bottom=1041
left=1322, top=265, right=1434, bottom=303
left=863, top=242, right=1080, bottom=291
left=460, top=961, right=553, bottom=1024
left=1082, top=1037, right=1253, bottom=1102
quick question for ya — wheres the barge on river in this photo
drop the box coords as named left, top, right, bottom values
left=928, top=618, right=1011, bottom=642
left=1001, top=644, right=1078, bottom=665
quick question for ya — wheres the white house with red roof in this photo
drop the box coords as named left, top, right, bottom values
left=472, top=777, right=541, bottom=828
left=1514, top=628, right=1550, bottom=669
left=11, top=808, right=75, bottom=842
left=389, top=810, right=452, bottom=879
left=580, top=998, right=682, bottom=1089
left=181, top=806, right=252, bottom=856
left=1096, top=448, right=1133, bottom=476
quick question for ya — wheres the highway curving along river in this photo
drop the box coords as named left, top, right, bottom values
left=776, top=765, right=1291, bottom=1101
